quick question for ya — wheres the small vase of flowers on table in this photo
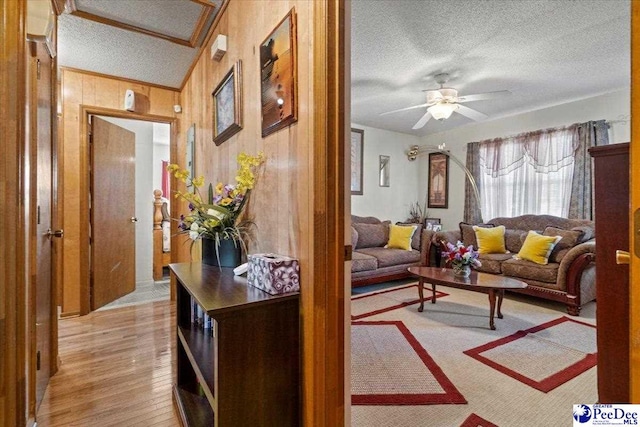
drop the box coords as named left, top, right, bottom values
left=168, top=152, right=265, bottom=267
left=442, top=241, right=482, bottom=278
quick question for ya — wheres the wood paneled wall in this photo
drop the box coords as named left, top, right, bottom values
left=59, top=69, right=179, bottom=315
left=179, top=1, right=346, bottom=423
left=1, top=0, right=28, bottom=425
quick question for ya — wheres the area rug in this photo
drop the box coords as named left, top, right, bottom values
left=351, top=283, right=448, bottom=320
left=351, top=320, right=466, bottom=405
left=350, top=283, right=598, bottom=427
left=463, top=316, right=597, bottom=392
left=459, top=413, right=499, bottom=427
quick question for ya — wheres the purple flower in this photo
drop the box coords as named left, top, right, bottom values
left=188, top=203, right=195, bottom=211
left=213, top=195, right=222, bottom=204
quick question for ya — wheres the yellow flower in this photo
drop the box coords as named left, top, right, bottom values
left=215, top=182, right=224, bottom=194
left=192, top=176, right=205, bottom=188
left=220, top=198, right=232, bottom=206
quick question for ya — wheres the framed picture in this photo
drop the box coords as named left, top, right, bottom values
left=432, top=224, right=442, bottom=232
left=427, top=152, right=449, bottom=208
left=212, top=60, right=242, bottom=145
left=260, top=8, right=297, bottom=137
left=351, top=128, right=364, bottom=195
left=186, top=124, right=195, bottom=184
left=424, top=218, right=441, bottom=230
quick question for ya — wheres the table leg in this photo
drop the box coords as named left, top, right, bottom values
left=497, top=289, right=504, bottom=319
left=418, top=278, right=424, bottom=312
left=488, top=289, right=497, bottom=330
left=432, top=283, right=437, bottom=304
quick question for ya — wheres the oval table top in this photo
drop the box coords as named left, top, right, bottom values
left=407, top=266, right=528, bottom=291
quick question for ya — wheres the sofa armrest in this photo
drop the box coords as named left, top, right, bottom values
left=557, top=240, right=596, bottom=314
left=424, top=230, right=462, bottom=266
left=420, top=229, right=436, bottom=266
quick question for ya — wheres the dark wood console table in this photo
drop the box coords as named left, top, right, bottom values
left=170, top=262, right=300, bottom=426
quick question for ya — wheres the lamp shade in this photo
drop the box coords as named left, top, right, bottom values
left=427, top=103, right=458, bottom=120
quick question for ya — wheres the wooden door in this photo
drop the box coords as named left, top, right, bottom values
left=31, top=40, right=54, bottom=410
left=630, top=1, right=640, bottom=402
left=90, top=117, right=136, bottom=310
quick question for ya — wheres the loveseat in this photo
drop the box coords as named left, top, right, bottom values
left=351, top=215, right=434, bottom=287
left=430, top=214, right=596, bottom=315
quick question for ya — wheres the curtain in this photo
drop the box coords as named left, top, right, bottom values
left=463, top=142, right=483, bottom=223
left=478, top=125, right=580, bottom=220
left=568, top=120, right=609, bottom=220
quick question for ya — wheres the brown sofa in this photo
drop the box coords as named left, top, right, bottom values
left=430, top=214, right=596, bottom=316
left=351, top=215, right=434, bottom=287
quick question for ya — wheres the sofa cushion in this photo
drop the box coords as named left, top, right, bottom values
left=351, top=226, right=359, bottom=249
left=386, top=224, right=418, bottom=250
left=352, top=215, right=381, bottom=224
left=351, top=251, right=378, bottom=272
left=356, top=247, right=421, bottom=268
left=502, top=258, right=559, bottom=283
left=543, top=226, right=584, bottom=263
left=476, top=253, right=513, bottom=274
left=474, top=225, right=507, bottom=254
left=353, top=221, right=390, bottom=248
left=459, top=222, right=493, bottom=248
left=397, top=222, right=424, bottom=250
left=515, top=231, right=562, bottom=265
left=504, top=229, right=528, bottom=253
left=571, top=225, right=594, bottom=243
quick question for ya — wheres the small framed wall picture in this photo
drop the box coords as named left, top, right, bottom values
left=350, top=128, right=364, bottom=195
left=260, top=8, right=297, bottom=137
left=427, top=152, right=449, bottom=208
left=212, top=60, right=243, bottom=145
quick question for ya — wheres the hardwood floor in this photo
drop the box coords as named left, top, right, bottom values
left=37, top=301, right=180, bottom=426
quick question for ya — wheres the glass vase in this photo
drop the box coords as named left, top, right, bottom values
left=452, top=263, right=471, bottom=278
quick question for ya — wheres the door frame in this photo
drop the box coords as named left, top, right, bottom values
left=78, top=106, right=177, bottom=315
left=630, top=2, right=639, bottom=402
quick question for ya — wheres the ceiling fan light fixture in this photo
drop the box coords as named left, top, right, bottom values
left=427, top=103, right=458, bottom=120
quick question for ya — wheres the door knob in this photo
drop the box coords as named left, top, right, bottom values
left=131, top=217, right=138, bottom=223
left=616, top=250, right=630, bottom=265
left=45, top=229, right=64, bottom=238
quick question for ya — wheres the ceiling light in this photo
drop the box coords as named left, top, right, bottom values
left=427, top=103, right=458, bottom=121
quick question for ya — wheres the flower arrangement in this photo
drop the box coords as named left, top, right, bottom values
left=442, top=240, right=481, bottom=276
left=168, top=152, right=265, bottom=248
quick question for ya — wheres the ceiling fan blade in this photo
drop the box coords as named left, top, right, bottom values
left=456, top=104, right=488, bottom=121
left=412, top=111, right=432, bottom=129
left=457, top=90, right=511, bottom=103
left=380, top=103, right=428, bottom=116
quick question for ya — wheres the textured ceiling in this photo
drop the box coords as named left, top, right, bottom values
left=57, top=0, right=223, bottom=88
left=75, top=0, right=204, bottom=40
left=351, top=0, right=630, bottom=136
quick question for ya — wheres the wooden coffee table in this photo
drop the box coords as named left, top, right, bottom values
left=407, top=266, right=528, bottom=330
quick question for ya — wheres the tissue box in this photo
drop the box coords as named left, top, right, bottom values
left=247, top=253, right=300, bottom=295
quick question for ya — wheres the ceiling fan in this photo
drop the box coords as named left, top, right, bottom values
left=380, top=73, right=511, bottom=130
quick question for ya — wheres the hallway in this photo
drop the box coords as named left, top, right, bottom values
left=37, top=301, right=179, bottom=426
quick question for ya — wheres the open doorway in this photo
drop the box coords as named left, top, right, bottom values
left=90, top=115, right=172, bottom=311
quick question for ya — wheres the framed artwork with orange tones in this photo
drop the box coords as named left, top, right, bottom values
left=259, top=8, right=297, bottom=137
left=428, top=153, right=449, bottom=208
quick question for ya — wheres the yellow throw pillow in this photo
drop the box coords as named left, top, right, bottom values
left=473, top=225, right=507, bottom=254
left=385, top=224, right=417, bottom=250
left=515, top=231, right=562, bottom=265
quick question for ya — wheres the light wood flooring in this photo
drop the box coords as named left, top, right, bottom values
left=37, top=300, right=180, bottom=426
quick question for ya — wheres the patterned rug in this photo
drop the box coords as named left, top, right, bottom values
left=350, top=283, right=598, bottom=427
left=351, top=283, right=447, bottom=320
left=351, top=320, right=466, bottom=405
left=463, top=316, right=597, bottom=392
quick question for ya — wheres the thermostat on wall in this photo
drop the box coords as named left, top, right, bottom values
left=124, top=89, right=135, bottom=112
left=211, top=34, right=227, bottom=61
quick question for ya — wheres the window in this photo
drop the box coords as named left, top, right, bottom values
left=478, top=125, right=579, bottom=219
